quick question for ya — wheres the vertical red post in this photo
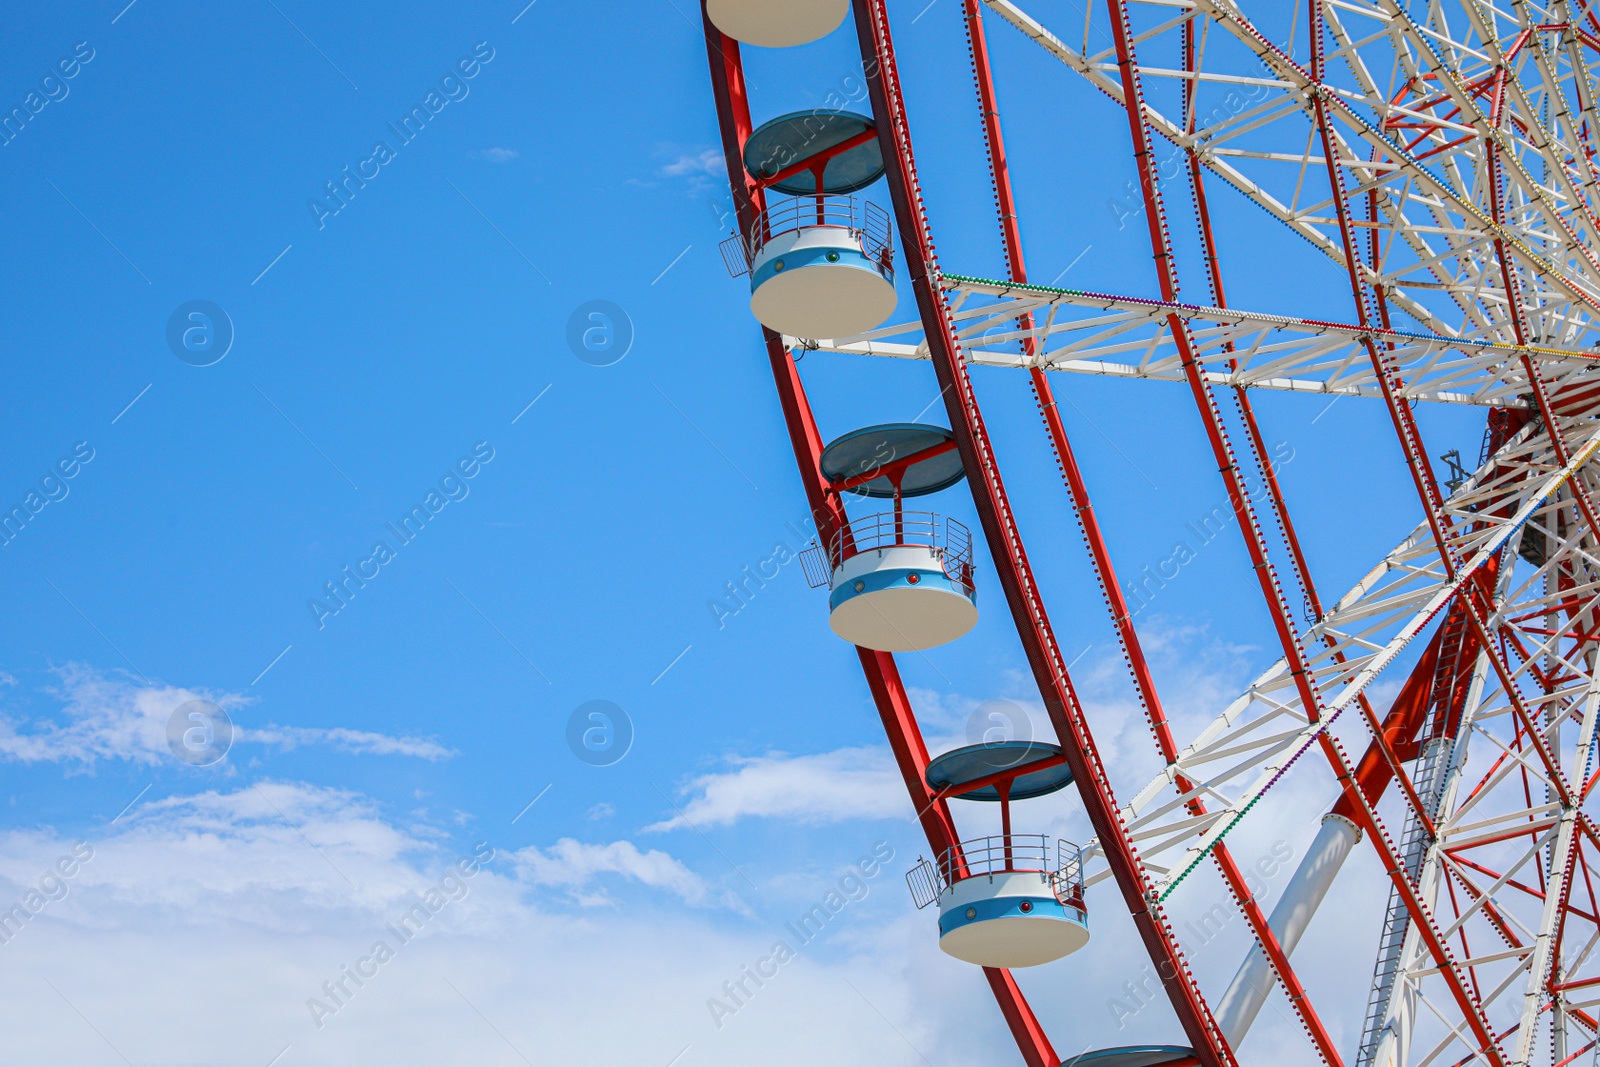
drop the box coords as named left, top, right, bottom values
left=850, top=1, right=1235, bottom=1063
left=1093, top=0, right=1508, bottom=1058
left=957, top=3, right=1346, bottom=1059
left=698, top=11, right=1058, bottom=1067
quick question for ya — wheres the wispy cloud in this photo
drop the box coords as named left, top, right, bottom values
left=510, top=838, right=713, bottom=907
left=11, top=781, right=707, bottom=925
left=631, top=146, right=727, bottom=194
left=646, top=747, right=904, bottom=832
left=0, top=629, right=1386, bottom=1064
left=0, top=665, right=450, bottom=765
left=0, top=666, right=230, bottom=766
left=240, top=725, right=452, bottom=760
left=659, top=148, right=721, bottom=178
left=56, top=780, right=448, bottom=917
left=0, top=786, right=990, bottom=1064
left=471, top=147, right=520, bottom=163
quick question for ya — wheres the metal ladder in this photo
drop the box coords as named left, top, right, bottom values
left=1354, top=614, right=1469, bottom=1067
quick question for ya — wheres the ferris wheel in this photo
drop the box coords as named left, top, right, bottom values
left=697, top=1, right=1600, bottom=1066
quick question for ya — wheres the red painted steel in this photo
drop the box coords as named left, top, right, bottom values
left=695, top=3, right=1600, bottom=1065
left=1301, top=7, right=1572, bottom=822
left=829, top=439, right=959, bottom=494
left=1305, top=4, right=1598, bottom=1040
left=752, top=127, right=879, bottom=192
left=1175, top=5, right=1506, bottom=854
left=697, top=13, right=1057, bottom=1067
left=1102, top=0, right=1507, bottom=1060
left=959, top=2, right=1342, bottom=1062
left=851, top=0, right=1233, bottom=1062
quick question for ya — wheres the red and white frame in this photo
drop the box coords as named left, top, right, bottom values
left=700, top=1, right=1600, bottom=1065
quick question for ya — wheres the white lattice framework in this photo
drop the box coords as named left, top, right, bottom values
left=790, top=1, right=1600, bottom=1064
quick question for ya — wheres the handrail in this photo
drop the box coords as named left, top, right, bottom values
left=742, top=195, right=895, bottom=273
left=826, top=511, right=975, bottom=592
left=835, top=509, right=941, bottom=556
left=905, top=834, right=1085, bottom=910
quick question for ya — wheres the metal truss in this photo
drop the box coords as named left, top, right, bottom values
left=700, top=0, right=1600, bottom=1064
left=937, top=0, right=1600, bottom=1064
left=979, top=0, right=1600, bottom=348
left=804, top=276, right=1600, bottom=408
left=1084, top=418, right=1600, bottom=892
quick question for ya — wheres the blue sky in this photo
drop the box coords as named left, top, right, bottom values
left=0, top=2, right=1491, bottom=1065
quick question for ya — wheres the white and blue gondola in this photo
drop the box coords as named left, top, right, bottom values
left=723, top=110, right=897, bottom=341
left=800, top=423, right=977, bottom=652
left=705, top=0, right=850, bottom=49
left=906, top=741, right=1090, bottom=969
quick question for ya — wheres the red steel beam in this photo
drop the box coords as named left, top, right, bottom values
left=960, top=2, right=1343, bottom=1062
left=697, top=13, right=1057, bottom=1067
left=1099, top=0, right=1507, bottom=1060
left=829, top=438, right=958, bottom=494
left=1302, top=12, right=1573, bottom=818
left=754, top=127, right=879, bottom=191
left=1357, top=410, right=1529, bottom=815
left=1173, top=19, right=1516, bottom=1050
left=932, top=752, right=1067, bottom=801
left=1294, top=2, right=1575, bottom=1058
left=851, top=1, right=1233, bottom=1063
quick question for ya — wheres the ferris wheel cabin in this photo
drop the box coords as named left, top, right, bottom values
left=1060, top=1048, right=1200, bottom=1067
left=800, top=424, right=977, bottom=652
left=704, top=0, right=850, bottom=49
left=906, top=741, right=1089, bottom=969
left=722, top=110, right=897, bottom=341
left=747, top=206, right=896, bottom=339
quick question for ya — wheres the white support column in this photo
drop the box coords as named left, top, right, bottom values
left=1215, top=813, right=1361, bottom=1046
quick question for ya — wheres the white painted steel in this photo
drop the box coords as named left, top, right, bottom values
left=936, top=870, right=1090, bottom=968
left=1215, top=814, right=1360, bottom=1045
left=749, top=228, right=895, bottom=339
left=833, top=545, right=947, bottom=585
left=705, top=0, right=849, bottom=48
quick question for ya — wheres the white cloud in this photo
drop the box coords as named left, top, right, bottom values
left=647, top=746, right=905, bottom=832
left=0, top=632, right=1409, bottom=1067
left=0, top=769, right=1037, bottom=1066
left=511, top=838, right=713, bottom=907
left=471, top=146, right=519, bottom=162
left=0, top=627, right=1383, bottom=1066
left=14, top=780, right=721, bottom=928
left=61, top=781, right=460, bottom=922
left=0, top=780, right=1003, bottom=1066
left=660, top=147, right=722, bottom=178
left=0, top=771, right=1335, bottom=1067
left=0, top=665, right=218, bottom=765
left=241, top=725, right=451, bottom=760
left=0, top=666, right=451, bottom=765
